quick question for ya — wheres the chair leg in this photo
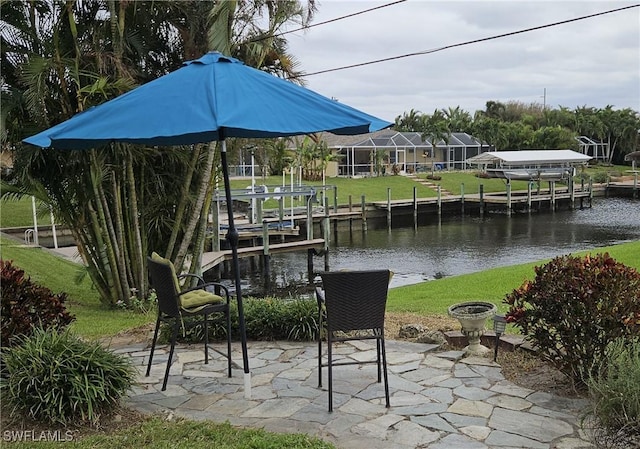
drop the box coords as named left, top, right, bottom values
left=162, top=320, right=179, bottom=391
left=203, top=313, right=209, bottom=365
left=327, top=333, right=333, bottom=413
left=381, top=337, right=390, bottom=408
left=376, top=336, right=382, bottom=383
left=318, top=309, right=323, bottom=388
left=146, top=315, right=161, bottom=377
left=226, top=308, right=232, bottom=378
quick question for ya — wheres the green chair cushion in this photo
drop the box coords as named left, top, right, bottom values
left=181, top=290, right=224, bottom=309
left=151, top=252, right=181, bottom=293
left=151, top=252, right=224, bottom=310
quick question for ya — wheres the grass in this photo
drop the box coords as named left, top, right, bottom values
left=0, top=236, right=154, bottom=339
left=3, top=417, right=335, bottom=449
left=387, top=239, right=640, bottom=317
left=1, top=196, right=54, bottom=229
left=3, top=233, right=639, bottom=339
left=228, top=165, right=628, bottom=210
left=429, top=172, right=531, bottom=194
left=230, top=174, right=437, bottom=209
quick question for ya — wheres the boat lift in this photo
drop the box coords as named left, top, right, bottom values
left=211, top=184, right=325, bottom=251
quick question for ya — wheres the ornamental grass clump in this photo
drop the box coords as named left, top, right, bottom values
left=1, top=327, right=135, bottom=425
left=164, top=297, right=319, bottom=343
left=503, top=253, right=640, bottom=388
left=587, top=338, right=640, bottom=448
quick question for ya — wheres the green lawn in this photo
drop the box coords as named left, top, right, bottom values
left=1, top=196, right=54, bottom=229
left=230, top=174, right=438, bottom=209
left=4, top=417, right=335, bottom=449
left=387, top=239, right=640, bottom=316
left=3, top=233, right=639, bottom=340
left=228, top=165, right=623, bottom=210
left=0, top=237, right=154, bottom=339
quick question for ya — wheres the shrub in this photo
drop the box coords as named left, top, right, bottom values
left=280, top=298, right=319, bottom=341
left=504, top=253, right=640, bottom=388
left=169, top=297, right=319, bottom=343
left=1, top=259, right=75, bottom=347
left=592, top=171, right=609, bottom=184
left=0, top=327, right=135, bottom=425
left=587, top=338, right=640, bottom=448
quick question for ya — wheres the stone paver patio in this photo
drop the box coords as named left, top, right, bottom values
left=114, top=339, right=595, bottom=449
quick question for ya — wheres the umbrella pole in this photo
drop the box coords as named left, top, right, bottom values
left=220, top=140, right=251, bottom=398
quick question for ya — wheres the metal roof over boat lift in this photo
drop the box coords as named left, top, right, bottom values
left=466, top=150, right=592, bottom=166
left=465, top=150, right=592, bottom=182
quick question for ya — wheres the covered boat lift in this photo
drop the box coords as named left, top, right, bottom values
left=466, top=150, right=592, bottom=182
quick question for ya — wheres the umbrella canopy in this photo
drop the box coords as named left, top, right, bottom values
left=24, top=52, right=392, bottom=398
left=25, top=52, right=390, bottom=149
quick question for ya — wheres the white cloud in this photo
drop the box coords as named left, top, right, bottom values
left=287, top=0, right=640, bottom=121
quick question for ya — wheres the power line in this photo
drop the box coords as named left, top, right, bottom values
left=250, top=0, right=407, bottom=42
left=285, top=0, right=407, bottom=35
left=291, top=3, right=640, bottom=79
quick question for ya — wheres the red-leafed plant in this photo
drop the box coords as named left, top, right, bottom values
left=1, top=260, right=75, bottom=347
left=504, top=253, right=640, bottom=388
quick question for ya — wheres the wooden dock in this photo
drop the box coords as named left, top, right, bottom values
left=606, top=175, right=638, bottom=198
left=202, top=238, right=325, bottom=271
left=369, top=185, right=593, bottom=216
left=205, top=179, right=609, bottom=274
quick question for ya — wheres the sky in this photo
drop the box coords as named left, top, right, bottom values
left=286, top=0, right=640, bottom=123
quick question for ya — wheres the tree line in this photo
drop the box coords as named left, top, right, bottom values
left=394, top=102, right=639, bottom=164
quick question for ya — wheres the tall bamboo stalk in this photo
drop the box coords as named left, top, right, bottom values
left=175, top=142, right=217, bottom=272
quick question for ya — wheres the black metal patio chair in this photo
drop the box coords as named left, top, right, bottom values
left=316, top=269, right=391, bottom=412
left=145, top=252, right=232, bottom=391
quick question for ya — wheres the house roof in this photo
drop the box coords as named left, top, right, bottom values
left=352, top=131, right=429, bottom=148
left=315, top=130, right=483, bottom=149
left=466, top=150, right=592, bottom=166
left=448, top=132, right=482, bottom=147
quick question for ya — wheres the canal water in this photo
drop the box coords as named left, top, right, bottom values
left=217, top=197, right=640, bottom=295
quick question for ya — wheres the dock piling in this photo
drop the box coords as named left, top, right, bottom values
left=361, top=194, right=367, bottom=232
left=413, top=186, right=418, bottom=228
left=387, top=188, right=392, bottom=229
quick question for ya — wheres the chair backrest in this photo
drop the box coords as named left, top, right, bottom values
left=148, top=254, right=181, bottom=317
left=319, top=270, right=390, bottom=333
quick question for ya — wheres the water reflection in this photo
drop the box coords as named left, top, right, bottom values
left=211, top=197, right=640, bottom=295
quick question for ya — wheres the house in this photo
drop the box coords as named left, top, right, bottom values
left=575, top=136, right=608, bottom=161
left=315, top=130, right=488, bottom=177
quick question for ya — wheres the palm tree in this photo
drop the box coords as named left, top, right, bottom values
left=597, top=106, right=640, bottom=164
left=419, top=110, right=450, bottom=175
left=394, top=109, right=424, bottom=132
left=2, top=0, right=324, bottom=307
left=442, top=106, right=472, bottom=133
left=209, top=0, right=315, bottom=79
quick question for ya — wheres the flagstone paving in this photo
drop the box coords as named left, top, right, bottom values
left=114, top=340, right=595, bottom=449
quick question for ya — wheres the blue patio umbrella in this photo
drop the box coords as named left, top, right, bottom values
left=24, top=52, right=392, bottom=397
